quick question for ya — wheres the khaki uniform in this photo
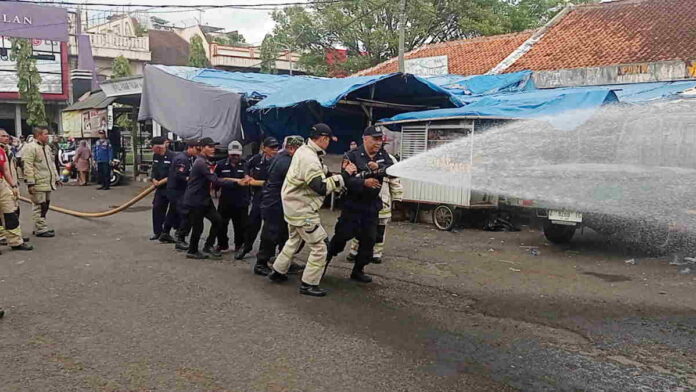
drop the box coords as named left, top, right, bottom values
left=272, top=139, right=345, bottom=285
left=22, top=141, right=58, bottom=234
left=0, top=144, right=24, bottom=246
left=349, top=154, right=403, bottom=259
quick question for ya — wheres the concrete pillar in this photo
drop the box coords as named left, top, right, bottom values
left=153, top=120, right=162, bottom=137
left=14, top=104, right=21, bottom=137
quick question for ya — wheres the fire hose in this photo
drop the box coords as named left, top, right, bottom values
left=18, top=179, right=162, bottom=218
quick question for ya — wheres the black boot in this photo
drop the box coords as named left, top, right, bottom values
left=0, top=308, right=4, bottom=319
left=202, top=246, right=222, bottom=260
left=11, top=243, right=33, bottom=251
left=235, top=246, right=252, bottom=260
left=300, top=283, right=327, bottom=297
left=175, top=238, right=189, bottom=251
left=149, top=233, right=160, bottom=241
left=254, top=264, right=272, bottom=276
left=268, top=269, right=288, bottom=283
left=186, top=251, right=208, bottom=260
left=372, top=256, right=382, bottom=264
left=159, top=233, right=176, bottom=244
left=350, top=269, right=373, bottom=283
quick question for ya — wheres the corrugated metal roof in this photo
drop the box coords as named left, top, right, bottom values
left=64, top=91, right=115, bottom=111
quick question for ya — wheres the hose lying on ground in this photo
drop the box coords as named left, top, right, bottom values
left=18, top=180, right=161, bottom=218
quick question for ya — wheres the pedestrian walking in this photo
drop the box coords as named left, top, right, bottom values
left=92, top=130, right=113, bottom=190
left=214, top=141, right=250, bottom=253
left=254, top=135, right=305, bottom=276
left=347, top=153, right=403, bottom=264
left=73, top=141, right=92, bottom=186
left=22, top=126, right=61, bottom=238
left=183, top=138, right=238, bottom=260
left=268, top=123, right=357, bottom=297
left=326, top=126, right=394, bottom=283
left=235, top=137, right=279, bottom=260
left=149, top=137, right=178, bottom=243
left=0, top=129, right=32, bottom=251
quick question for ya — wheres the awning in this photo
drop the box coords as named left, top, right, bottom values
left=380, top=87, right=619, bottom=130
left=425, top=70, right=535, bottom=99
left=63, top=91, right=115, bottom=112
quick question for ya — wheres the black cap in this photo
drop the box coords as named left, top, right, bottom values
left=310, top=123, right=333, bottom=138
left=199, top=137, right=219, bottom=147
left=185, top=139, right=200, bottom=147
left=150, top=136, right=165, bottom=146
left=363, top=126, right=383, bottom=137
left=263, top=137, right=280, bottom=148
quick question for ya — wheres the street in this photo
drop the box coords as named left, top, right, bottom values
left=1, top=183, right=694, bottom=392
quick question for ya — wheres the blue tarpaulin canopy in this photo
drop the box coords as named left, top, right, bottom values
left=250, top=72, right=458, bottom=110
left=607, top=81, right=696, bottom=103
left=380, top=87, right=620, bottom=130
left=425, top=71, right=535, bottom=100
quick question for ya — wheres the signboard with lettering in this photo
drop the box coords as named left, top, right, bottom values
left=0, top=38, right=64, bottom=94
left=101, top=77, right=144, bottom=97
left=0, top=3, right=68, bottom=42
left=82, top=109, right=108, bottom=138
left=405, top=56, right=449, bottom=77
left=618, top=63, right=650, bottom=76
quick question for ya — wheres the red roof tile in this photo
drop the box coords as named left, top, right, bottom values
left=354, top=31, right=533, bottom=76
left=508, top=0, right=696, bottom=72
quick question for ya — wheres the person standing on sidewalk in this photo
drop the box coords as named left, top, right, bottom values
left=183, top=138, right=238, bottom=260
left=214, top=141, right=249, bottom=254
left=23, top=126, right=61, bottom=238
left=0, top=129, right=32, bottom=251
left=235, top=137, right=279, bottom=260
left=73, top=141, right=92, bottom=186
left=268, top=124, right=356, bottom=297
left=92, top=130, right=113, bottom=190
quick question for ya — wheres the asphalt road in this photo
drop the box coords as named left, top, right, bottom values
left=0, top=183, right=694, bottom=392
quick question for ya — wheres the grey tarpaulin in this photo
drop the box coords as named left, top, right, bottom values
left=138, top=64, right=242, bottom=145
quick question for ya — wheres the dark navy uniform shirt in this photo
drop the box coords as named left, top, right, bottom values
left=184, top=155, right=233, bottom=208
left=245, top=153, right=272, bottom=204
left=150, top=150, right=175, bottom=190
left=260, top=150, right=293, bottom=213
left=215, top=157, right=249, bottom=208
left=342, top=146, right=394, bottom=214
left=167, top=151, right=196, bottom=196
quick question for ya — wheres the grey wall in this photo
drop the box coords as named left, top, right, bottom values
left=533, top=60, right=688, bottom=88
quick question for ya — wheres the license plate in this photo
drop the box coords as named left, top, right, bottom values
left=548, top=209, right=582, bottom=223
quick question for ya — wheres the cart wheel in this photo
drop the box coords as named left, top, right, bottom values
left=543, top=221, right=576, bottom=244
left=433, top=205, right=456, bottom=231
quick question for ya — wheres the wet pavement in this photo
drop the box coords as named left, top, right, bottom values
left=0, top=182, right=694, bottom=391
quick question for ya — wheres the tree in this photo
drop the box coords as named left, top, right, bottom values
left=188, top=35, right=210, bottom=68
left=111, top=55, right=132, bottom=79
left=259, top=34, right=279, bottom=74
left=210, top=31, right=248, bottom=46
left=10, top=38, right=47, bottom=127
left=271, top=0, right=596, bottom=76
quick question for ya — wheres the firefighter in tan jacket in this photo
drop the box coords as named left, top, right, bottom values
left=269, top=124, right=357, bottom=297
left=23, top=127, right=60, bottom=237
left=347, top=153, right=403, bottom=264
left=0, top=129, right=32, bottom=251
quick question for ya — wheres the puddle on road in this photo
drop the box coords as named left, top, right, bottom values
left=582, top=271, right=632, bottom=282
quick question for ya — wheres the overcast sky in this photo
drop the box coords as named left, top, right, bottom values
left=80, top=0, right=307, bottom=44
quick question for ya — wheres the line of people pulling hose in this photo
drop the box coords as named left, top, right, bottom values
left=148, top=123, right=402, bottom=297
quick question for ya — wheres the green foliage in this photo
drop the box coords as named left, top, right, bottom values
left=209, top=31, right=248, bottom=46
left=271, top=0, right=597, bottom=75
left=134, top=23, right=147, bottom=37
left=259, top=34, right=279, bottom=74
left=188, top=35, right=210, bottom=68
left=150, top=16, right=169, bottom=26
left=111, top=56, right=132, bottom=79
left=10, top=38, right=46, bottom=127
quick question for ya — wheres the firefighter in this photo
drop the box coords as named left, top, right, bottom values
left=235, top=137, right=279, bottom=260
left=23, top=126, right=61, bottom=237
left=347, top=153, right=403, bottom=264
left=268, top=124, right=357, bottom=297
left=254, top=135, right=305, bottom=276
left=326, top=126, right=394, bottom=283
left=0, top=129, right=32, bottom=251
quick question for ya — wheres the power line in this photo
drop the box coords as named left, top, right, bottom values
left=1, top=0, right=352, bottom=9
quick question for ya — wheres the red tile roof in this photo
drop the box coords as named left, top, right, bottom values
left=507, top=0, right=696, bottom=72
left=354, top=31, right=533, bottom=76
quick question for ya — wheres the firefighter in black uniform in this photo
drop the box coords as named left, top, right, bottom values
left=214, top=141, right=249, bottom=253
left=167, top=139, right=199, bottom=251
left=235, top=137, right=279, bottom=260
left=149, top=137, right=178, bottom=243
left=327, top=126, right=394, bottom=283
left=183, top=138, right=238, bottom=260
left=254, top=135, right=305, bottom=276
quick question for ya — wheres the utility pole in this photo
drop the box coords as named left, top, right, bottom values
left=398, top=0, right=407, bottom=73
